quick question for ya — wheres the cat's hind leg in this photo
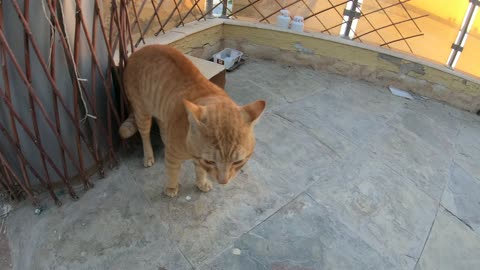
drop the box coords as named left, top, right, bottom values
left=134, top=112, right=155, bottom=167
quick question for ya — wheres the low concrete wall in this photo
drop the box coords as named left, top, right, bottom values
left=223, top=21, right=480, bottom=113
left=135, top=19, right=225, bottom=60
left=141, top=19, right=480, bottom=113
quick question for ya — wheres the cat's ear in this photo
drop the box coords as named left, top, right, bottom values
left=242, top=100, right=266, bottom=125
left=183, top=99, right=205, bottom=125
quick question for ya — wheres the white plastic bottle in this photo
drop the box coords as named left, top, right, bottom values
left=291, top=16, right=304, bottom=32
left=277, top=9, right=291, bottom=29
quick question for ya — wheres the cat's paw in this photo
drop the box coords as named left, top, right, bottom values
left=143, top=156, right=155, bottom=167
left=164, top=186, right=179, bottom=197
left=196, top=180, right=212, bottom=192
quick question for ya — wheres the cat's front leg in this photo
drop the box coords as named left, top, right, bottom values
left=164, top=151, right=181, bottom=197
left=195, top=163, right=212, bottom=192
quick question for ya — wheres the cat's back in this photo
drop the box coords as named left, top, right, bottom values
left=124, top=45, right=202, bottom=85
left=123, top=45, right=208, bottom=118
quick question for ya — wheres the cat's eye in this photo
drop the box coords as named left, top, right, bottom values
left=233, top=159, right=244, bottom=165
left=204, top=160, right=216, bottom=165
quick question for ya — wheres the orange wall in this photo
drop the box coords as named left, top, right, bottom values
left=409, top=0, right=479, bottom=32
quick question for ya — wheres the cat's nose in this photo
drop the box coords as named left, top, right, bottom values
left=217, top=177, right=229, bottom=184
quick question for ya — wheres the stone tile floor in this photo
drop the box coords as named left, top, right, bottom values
left=2, top=59, right=480, bottom=270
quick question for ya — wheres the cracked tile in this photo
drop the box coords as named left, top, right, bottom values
left=441, top=163, right=480, bottom=232
left=416, top=208, right=480, bottom=270
left=202, top=194, right=397, bottom=270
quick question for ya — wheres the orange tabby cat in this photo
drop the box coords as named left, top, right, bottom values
left=119, top=45, right=266, bottom=197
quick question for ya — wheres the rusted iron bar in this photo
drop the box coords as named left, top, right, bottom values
left=89, top=4, right=107, bottom=173
left=221, top=0, right=227, bottom=17
left=112, top=2, right=127, bottom=68
left=177, top=0, right=203, bottom=27
left=55, top=0, right=115, bottom=170
left=122, top=0, right=135, bottom=54
left=11, top=0, right=99, bottom=185
left=354, top=14, right=428, bottom=40
left=111, top=5, right=128, bottom=122
left=374, top=0, right=413, bottom=53
left=0, top=152, right=37, bottom=204
left=48, top=0, right=72, bottom=197
left=244, top=0, right=270, bottom=23
left=130, top=0, right=146, bottom=45
left=0, top=158, right=20, bottom=201
left=92, top=0, right=125, bottom=88
left=109, top=1, right=120, bottom=57
left=24, top=0, right=59, bottom=201
left=65, top=0, right=120, bottom=164
left=327, top=0, right=346, bottom=22
left=0, top=29, right=93, bottom=188
left=355, top=9, right=388, bottom=45
left=54, top=0, right=122, bottom=127
left=0, top=86, right=82, bottom=199
left=87, top=3, right=103, bottom=175
left=304, top=0, right=349, bottom=20
left=0, top=120, right=62, bottom=205
left=228, top=0, right=261, bottom=17
left=0, top=4, right=33, bottom=191
left=93, top=0, right=129, bottom=159
left=72, top=0, right=89, bottom=188
left=265, top=0, right=302, bottom=23
left=113, top=0, right=131, bottom=55
left=173, top=0, right=184, bottom=26
left=134, top=0, right=166, bottom=46
left=320, top=20, right=360, bottom=41
left=151, top=0, right=166, bottom=32
left=193, top=0, right=207, bottom=21
left=380, top=33, right=423, bottom=47
left=300, top=0, right=330, bottom=34
left=198, top=1, right=222, bottom=20
left=398, top=0, right=421, bottom=32
left=153, top=0, right=184, bottom=36
left=363, top=0, right=410, bottom=17
left=130, top=0, right=149, bottom=33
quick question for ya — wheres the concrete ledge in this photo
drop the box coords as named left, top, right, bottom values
left=121, top=18, right=480, bottom=112
left=185, top=54, right=226, bottom=88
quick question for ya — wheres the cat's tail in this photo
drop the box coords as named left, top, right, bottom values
left=119, top=113, right=138, bottom=139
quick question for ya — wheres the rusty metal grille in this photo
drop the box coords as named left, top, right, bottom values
left=0, top=0, right=214, bottom=206
left=0, top=0, right=127, bottom=206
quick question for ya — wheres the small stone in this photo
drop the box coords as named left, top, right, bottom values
left=34, top=208, right=42, bottom=215
left=185, top=196, right=191, bottom=201
left=232, top=248, right=241, bottom=255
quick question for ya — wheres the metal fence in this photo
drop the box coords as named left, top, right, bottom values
left=0, top=0, right=478, bottom=206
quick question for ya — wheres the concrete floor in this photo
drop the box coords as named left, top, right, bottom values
left=3, top=59, right=480, bottom=270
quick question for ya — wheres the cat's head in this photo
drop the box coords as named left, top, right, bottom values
left=184, top=98, right=266, bottom=185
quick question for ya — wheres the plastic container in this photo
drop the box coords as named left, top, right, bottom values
left=277, top=9, right=291, bottom=29
left=291, top=16, right=304, bottom=32
left=212, top=48, right=243, bottom=70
